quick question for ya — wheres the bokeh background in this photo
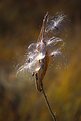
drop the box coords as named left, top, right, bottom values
left=0, top=0, right=81, bottom=121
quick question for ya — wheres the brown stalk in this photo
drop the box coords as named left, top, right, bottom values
left=41, top=82, right=56, bottom=121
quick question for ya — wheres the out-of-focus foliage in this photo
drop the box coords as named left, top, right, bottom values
left=0, top=0, right=81, bottom=121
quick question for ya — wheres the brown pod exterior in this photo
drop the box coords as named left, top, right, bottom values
left=35, top=52, right=49, bottom=92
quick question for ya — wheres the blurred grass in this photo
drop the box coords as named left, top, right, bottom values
left=0, top=0, right=81, bottom=121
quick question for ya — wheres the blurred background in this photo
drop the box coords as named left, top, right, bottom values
left=0, top=0, right=81, bottom=121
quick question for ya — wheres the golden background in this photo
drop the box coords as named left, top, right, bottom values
left=0, top=0, right=81, bottom=121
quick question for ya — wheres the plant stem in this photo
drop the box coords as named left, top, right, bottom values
left=41, top=84, right=56, bottom=121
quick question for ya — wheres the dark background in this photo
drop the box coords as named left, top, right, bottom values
left=0, top=0, right=81, bottom=121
